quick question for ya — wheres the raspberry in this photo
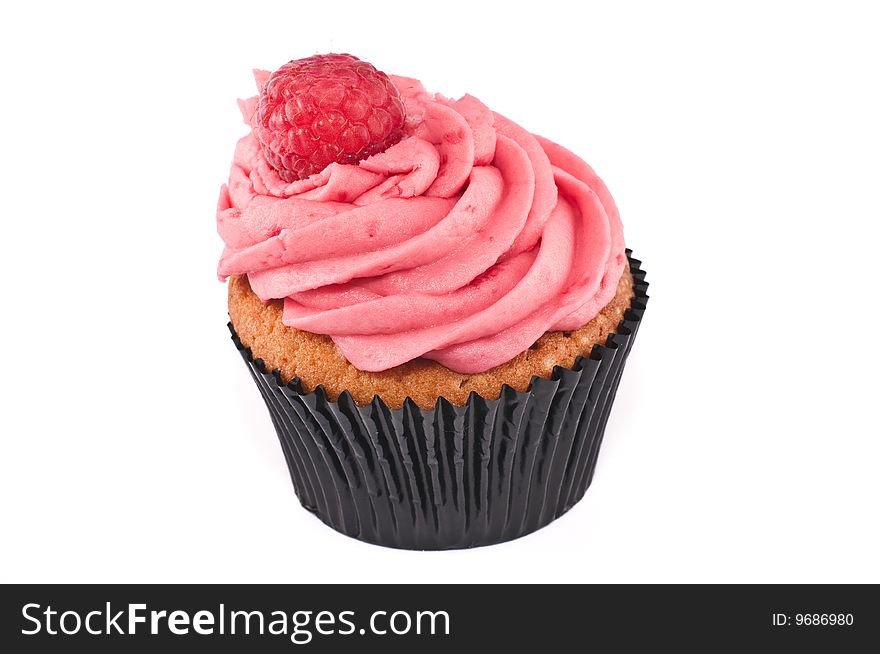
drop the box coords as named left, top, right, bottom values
left=255, top=53, right=406, bottom=182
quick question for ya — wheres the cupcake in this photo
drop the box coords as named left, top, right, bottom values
left=217, top=54, right=648, bottom=549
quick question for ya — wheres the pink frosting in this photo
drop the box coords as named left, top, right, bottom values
left=217, top=72, right=625, bottom=373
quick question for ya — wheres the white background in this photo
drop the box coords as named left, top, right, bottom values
left=1, top=0, right=878, bottom=583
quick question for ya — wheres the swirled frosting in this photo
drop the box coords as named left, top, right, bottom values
left=218, top=71, right=625, bottom=373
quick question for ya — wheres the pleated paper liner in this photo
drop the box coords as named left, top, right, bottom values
left=230, top=251, right=648, bottom=550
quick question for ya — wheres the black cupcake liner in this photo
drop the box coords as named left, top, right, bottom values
left=230, top=251, right=648, bottom=549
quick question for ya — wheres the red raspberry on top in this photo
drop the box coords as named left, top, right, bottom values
left=255, top=53, right=406, bottom=182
